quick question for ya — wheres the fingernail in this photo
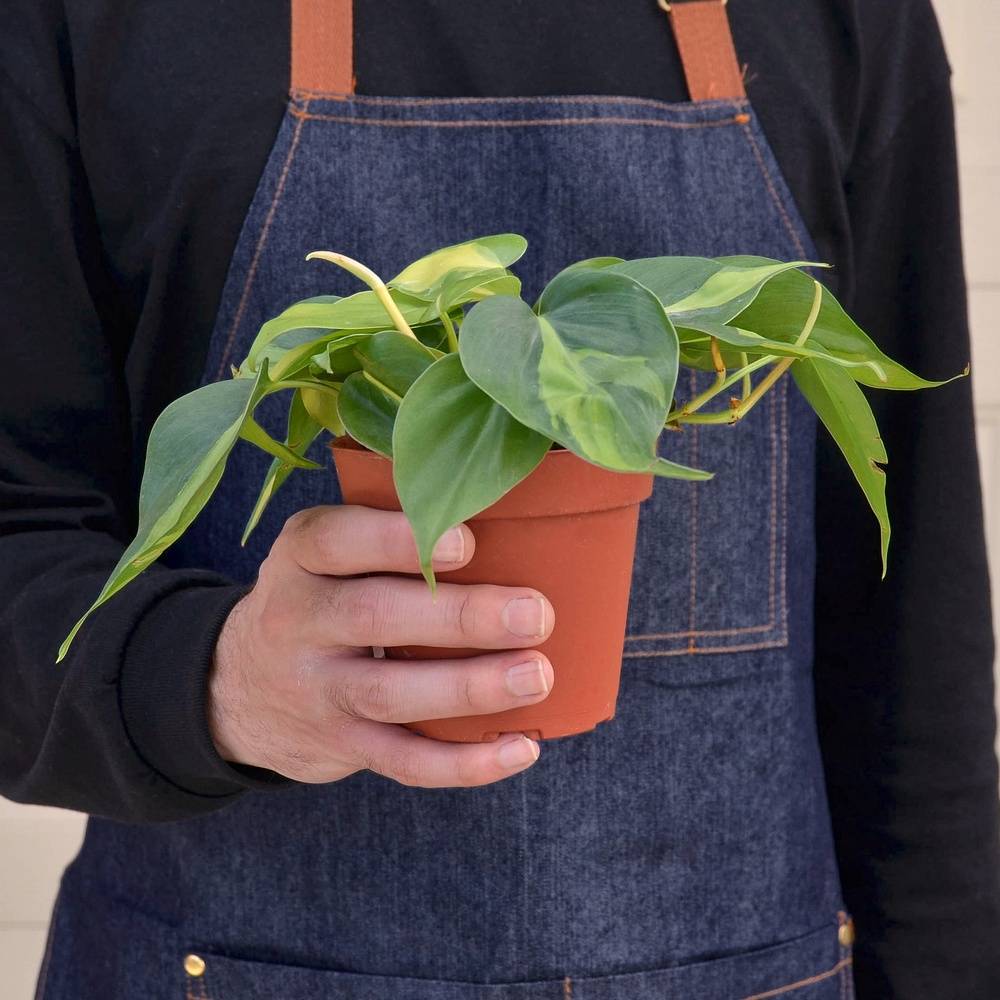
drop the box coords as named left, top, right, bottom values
left=502, top=597, right=547, bottom=638
left=505, top=659, right=549, bottom=697
left=497, top=734, right=540, bottom=770
left=432, top=527, right=465, bottom=564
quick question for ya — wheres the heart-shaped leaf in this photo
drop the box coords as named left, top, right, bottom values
left=353, top=330, right=437, bottom=397
left=393, top=354, right=552, bottom=584
left=58, top=361, right=283, bottom=660
left=244, top=289, right=436, bottom=370
left=338, top=372, right=399, bottom=458
left=389, top=234, right=528, bottom=299
left=609, top=256, right=826, bottom=327
left=460, top=269, right=709, bottom=480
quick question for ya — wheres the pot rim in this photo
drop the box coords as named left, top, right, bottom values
left=329, top=436, right=654, bottom=519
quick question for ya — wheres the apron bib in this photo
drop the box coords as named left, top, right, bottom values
left=40, top=3, right=855, bottom=997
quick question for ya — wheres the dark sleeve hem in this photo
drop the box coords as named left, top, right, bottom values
left=118, top=580, right=294, bottom=800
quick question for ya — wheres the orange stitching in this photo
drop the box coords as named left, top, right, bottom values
left=214, top=105, right=309, bottom=380
left=623, top=637, right=789, bottom=657
left=687, top=370, right=700, bottom=652
left=766, top=377, right=779, bottom=626
left=287, top=107, right=749, bottom=129
left=738, top=957, right=853, bottom=1000
left=779, top=379, right=790, bottom=636
left=626, top=377, right=791, bottom=644
left=562, top=975, right=573, bottom=998
left=629, top=620, right=776, bottom=641
left=289, top=89, right=750, bottom=112
left=738, top=118, right=808, bottom=259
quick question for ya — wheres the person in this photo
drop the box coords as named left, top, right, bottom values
left=2, top=1, right=998, bottom=997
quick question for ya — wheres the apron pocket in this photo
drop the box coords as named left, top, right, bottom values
left=625, top=373, right=796, bottom=664
left=181, top=919, right=851, bottom=1000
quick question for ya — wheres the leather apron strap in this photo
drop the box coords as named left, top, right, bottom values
left=291, top=0, right=354, bottom=94
left=661, top=0, right=746, bottom=101
left=290, top=0, right=745, bottom=102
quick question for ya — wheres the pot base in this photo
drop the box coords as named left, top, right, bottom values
left=407, top=708, right=616, bottom=744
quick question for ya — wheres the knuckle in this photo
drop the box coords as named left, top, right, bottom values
left=332, top=580, right=396, bottom=645
left=354, top=669, right=396, bottom=721
left=372, top=747, right=423, bottom=787
left=448, top=591, right=477, bottom=639
left=256, top=591, right=298, bottom=650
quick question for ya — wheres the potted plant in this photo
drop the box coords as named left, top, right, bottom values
left=57, top=235, right=961, bottom=741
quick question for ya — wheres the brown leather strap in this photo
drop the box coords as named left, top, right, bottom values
left=664, top=1, right=746, bottom=102
left=291, top=0, right=354, bottom=94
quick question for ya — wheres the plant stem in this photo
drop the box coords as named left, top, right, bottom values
left=669, top=280, right=824, bottom=427
left=362, top=370, right=403, bottom=403
left=306, top=250, right=419, bottom=341
left=440, top=309, right=460, bottom=353
left=666, top=355, right=774, bottom=424
left=739, top=352, right=751, bottom=401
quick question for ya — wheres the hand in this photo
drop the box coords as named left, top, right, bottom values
left=209, top=505, right=555, bottom=788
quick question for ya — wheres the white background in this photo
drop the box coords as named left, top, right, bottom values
left=1, top=2, right=998, bottom=995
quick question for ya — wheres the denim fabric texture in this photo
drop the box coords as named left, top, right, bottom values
left=40, top=91, right=854, bottom=998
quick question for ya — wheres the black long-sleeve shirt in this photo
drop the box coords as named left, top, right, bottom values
left=1, top=1, right=998, bottom=996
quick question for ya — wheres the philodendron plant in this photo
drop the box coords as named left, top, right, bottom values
left=57, top=234, right=962, bottom=661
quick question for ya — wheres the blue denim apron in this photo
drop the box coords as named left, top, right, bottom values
left=38, top=3, right=855, bottom=997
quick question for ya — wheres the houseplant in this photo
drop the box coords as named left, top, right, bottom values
left=56, top=235, right=961, bottom=739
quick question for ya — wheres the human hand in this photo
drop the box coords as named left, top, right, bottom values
left=208, top=505, right=555, bottom=787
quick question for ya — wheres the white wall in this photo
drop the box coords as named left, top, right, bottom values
left=1, top=3, right=997, bottom=996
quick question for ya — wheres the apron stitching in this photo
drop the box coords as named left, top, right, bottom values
left=687, top=370, right=700, bottom=652
left=623, top=637, right=788, bottom=657
left=627, top=384, right=787, bottom=645
left=737, top=956, right=853, bottom=1000
left=630, top=621, right=776, bottom=640
left=287, top=108, right=750, bottom=130
left=766, top=376, right=780, bottom=626
left=562, top=974, right=573, bottom=998
left=290, top=89, right=750, bottom=112
left=778, top=379, right=790, bottom=637
left=737, top=119, right=809, bottom=259
left=215, top=101, right=310, bottom=381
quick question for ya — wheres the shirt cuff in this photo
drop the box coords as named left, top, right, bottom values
left=118, top=580, right=293, bottom=800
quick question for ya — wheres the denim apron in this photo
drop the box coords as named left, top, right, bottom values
left=38, top=2, right=856, bottom=997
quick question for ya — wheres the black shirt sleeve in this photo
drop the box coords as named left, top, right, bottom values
left=0, top=10, right=284, bottom=822
left=813, top=74, right=1000, bottom=997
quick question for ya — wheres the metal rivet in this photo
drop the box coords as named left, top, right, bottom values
left=838, top=919, right=855, bottom=948
left=184, top=954, right=207, bottom=977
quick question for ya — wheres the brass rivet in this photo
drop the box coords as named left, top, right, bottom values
left=184, top=954, right=206, bottom=977
left=838, top=919, right=855, bottom=948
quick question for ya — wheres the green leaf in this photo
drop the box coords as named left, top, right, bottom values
left=58, top=363, right=279, bottom=661
left=730, top=263, right=962, bottom=390
left=675, top=320, right=907, bottom=380
left=353, top=330, right=437, bottom=397
left=242, top=389, right=324, bottom=546
left=244, top=289, right=436, bottom=371
left=389, top=234, right=528, bottom=298
left=609, top=256, right=827, bottom=327
left=792, top=358, right=890, bottom=576
left=239, top=417, right=322, bottom=469
left=266, top=330, right=372, bottom=380
left=338, top=372, right=399, bottom=458
left=393, top=354, right=552, bottom=584
left=300, top=385, right=345, bottom=436
left=460, top=269, right=709, bottom=480
left=434, top=266, right=522, bottom=315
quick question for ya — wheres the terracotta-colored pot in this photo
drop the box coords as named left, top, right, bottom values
left=330, top=439, right=653, bottom=742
